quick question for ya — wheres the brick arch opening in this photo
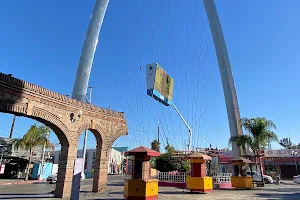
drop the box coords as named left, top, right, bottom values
left=77, top=123, right=108, bottom=193
left=89, top=127, right=128, bottom=192
left=0, top=105, right=72, bottom=198
left=76, top=122, right=127, bottom=193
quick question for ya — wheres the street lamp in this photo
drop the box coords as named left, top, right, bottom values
left=291, top=150, right=298, bottom=173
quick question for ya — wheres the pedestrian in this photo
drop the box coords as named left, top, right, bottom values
left=276, top=173, right=281, bottom=185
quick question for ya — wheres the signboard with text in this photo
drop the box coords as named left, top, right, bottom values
left=146, top=63, right=174, bottom=106
left=265, top=149, right=300, bottom=157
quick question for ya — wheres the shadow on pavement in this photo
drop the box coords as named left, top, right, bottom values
left=32, top=182, right=49, bottom=185
left=158, top=190, right=197, bottom=195
left=0, top=192, right=53, bottom=199
left=0, top=197, right=52, bottom=199
left=80, top=190, right=123, bottom=195
left=264, top=187, right=300, bottom=193
left=90, top=199, right=123, bottom=200
left=107, top=191, right=124, bottom=195
left=255, top=192, right=300, bottom=200
left=107, top=182, right=124, bottom=186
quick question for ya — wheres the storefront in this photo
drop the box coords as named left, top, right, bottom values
left=265, top=157, right=300, bottom=179
left=264, top=149, right=300, bottom=179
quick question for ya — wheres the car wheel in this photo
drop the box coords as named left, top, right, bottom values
left=264, top=178, right=270, bottom=184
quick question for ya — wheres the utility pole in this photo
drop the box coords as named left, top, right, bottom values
left=9, top=115, right=16, bottom=139
left=81, top=86, right=94, bottom=179
left=39, top=130, right=50, bottom=180
left=70, top=0, right=108, bottom=179
left=203, top=0, right=245, bottom=158
left=72, top=0, right=109, bottom=102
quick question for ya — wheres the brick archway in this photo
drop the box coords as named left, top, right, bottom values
left=0, top=73, right=128, bottom=199
left=77, top=122, right=127, bottom=192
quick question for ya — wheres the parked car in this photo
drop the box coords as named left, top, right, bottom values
left=47, top=173, right=57, bottom=184
left=293, top=175, right=300, bottom=184
left=247, top=171, right=274, bottom=184
left=47, top=173, right=82, bottom=184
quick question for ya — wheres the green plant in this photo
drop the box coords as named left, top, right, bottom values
left=13, top=124, right=53, bottom=180
left=229, top=117, right=278, bottom=155
left=155, top=145, right=189, bottom=172
left=151, top=139, right=160, bottom=152
left=229, top=117, right=278, bottom=185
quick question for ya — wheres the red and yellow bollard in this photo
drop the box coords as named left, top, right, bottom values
left=124, top=146, right=160, bottom=200
left=185, top=152, right=213, bottom=193
left=231, top=157, right=254, bottom=189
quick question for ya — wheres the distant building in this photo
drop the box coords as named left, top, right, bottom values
left=216, top=148, right=300, bottom=179
left=0, top=137, right=45, bottom=162
left=0, top=137, right=46, bottom=179
left=264, top=149, right=300, bottom=179
left=51, top=146, right=128, bottom=176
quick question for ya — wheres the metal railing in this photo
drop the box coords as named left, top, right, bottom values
left=157, top=171, right=190, bottom=183
left=157, top=171, right=232, bottom=184
left=212, top=173, right=232, bottom=184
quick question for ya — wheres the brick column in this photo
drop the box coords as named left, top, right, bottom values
left=54, top=142, right=77, bottom=199
left=92, top=146, right=109, bottom=192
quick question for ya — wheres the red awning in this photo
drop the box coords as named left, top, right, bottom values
left=218, top=155, right=233, bottom=164
left=125, top=146, right=160, bottom=157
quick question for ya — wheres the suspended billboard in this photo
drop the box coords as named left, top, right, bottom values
left=146, top=63, right=174, bottom=106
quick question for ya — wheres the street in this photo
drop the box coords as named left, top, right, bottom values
left=0, top=176, right=299, bottom=200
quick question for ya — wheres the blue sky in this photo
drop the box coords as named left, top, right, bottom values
left=0, top=0, right=299, bottom=151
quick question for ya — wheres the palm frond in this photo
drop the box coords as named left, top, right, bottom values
left=238, top=117, right=278, bottom=155
left=13, top=124, right=52, bottom=151
left=229, top=135, right=253, bottom=147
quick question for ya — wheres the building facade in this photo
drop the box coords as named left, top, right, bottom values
left=264, top=149, right=300, bottom=179
left=216, top=148, right=300, bottom=179
left=0, top=137, right=46, bottom=179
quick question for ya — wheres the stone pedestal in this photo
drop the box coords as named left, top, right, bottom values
left=185, top=153, right=213, bottom=193
left=124, top=179, right=158, bottom=200
left=124, top=146, right=160, bottom=200
left=231, top=157, right=254, bottom=189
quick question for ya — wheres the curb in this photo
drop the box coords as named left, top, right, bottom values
left=0, top=180, right=46, bottom=186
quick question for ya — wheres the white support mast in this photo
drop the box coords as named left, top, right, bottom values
left=171, top=102, right=192, bottom=153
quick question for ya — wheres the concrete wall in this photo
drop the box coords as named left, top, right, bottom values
left=31, top=162, right=53, bottom=180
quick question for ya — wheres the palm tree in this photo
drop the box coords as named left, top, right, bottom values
left=229, top=117, right=278, bottom=184
left=151, top=139, right=160, bottom=152
left=13, top=124, right=52, bottom=181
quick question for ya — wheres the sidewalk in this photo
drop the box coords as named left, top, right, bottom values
left=0, top=179, right=46, bottom=185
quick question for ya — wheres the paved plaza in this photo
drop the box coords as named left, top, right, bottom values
left=0, top=176, right=299, bottom=200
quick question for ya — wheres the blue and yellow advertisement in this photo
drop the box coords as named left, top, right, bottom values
left=154, top=66, right=174, bottom=101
